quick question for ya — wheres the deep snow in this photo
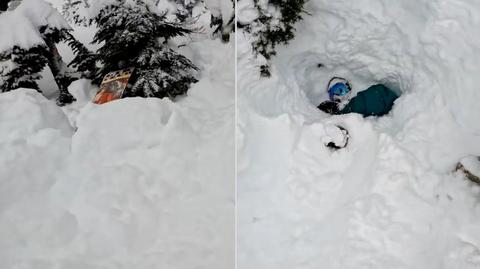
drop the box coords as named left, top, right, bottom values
left=238, top=0, right=480, bottom=268
left=0, top=1, right=234, bottom=267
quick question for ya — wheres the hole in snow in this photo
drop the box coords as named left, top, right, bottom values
left=278, top=51, right=412, bottom=109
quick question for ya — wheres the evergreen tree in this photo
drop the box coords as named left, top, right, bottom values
left=62, top=0, right=101, bottom=26
left=40, top=25, right=80, bottom=105
left=159, top=0, right=235, bottom=42
left=0, top=28, right=80, bottom=105
left=7, top=0, right=21, bottom=10
left=170, top=0, right=203, bottom=22
left=0, top=0, right=10, bottom=11
left=65, top=32, right=97, bottom=80
left=0, top=45, right=49, bottom=91
left=75, top=0, right=199, bottom=99
left=0, top=0, right=87, bottom=105
left=240, top=0, right=307, bottom=77
left=62, top=0, right=88, bottom=25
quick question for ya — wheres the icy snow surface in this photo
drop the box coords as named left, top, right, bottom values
left=0, top=34, right=234, bottom=269
left=238, top=0, right=480, bottom=268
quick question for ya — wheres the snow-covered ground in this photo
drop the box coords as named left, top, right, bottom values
left=238, top=0, right=480, bottom=268
left=0, top=2, right=234, bottom=268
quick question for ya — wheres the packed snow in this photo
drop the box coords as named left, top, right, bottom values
left=238, top=0, right=480, bottom=268
left=0, top=2, right=234, bottom=268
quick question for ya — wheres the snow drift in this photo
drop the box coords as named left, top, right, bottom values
left=238, top=0, right=480, bottom=268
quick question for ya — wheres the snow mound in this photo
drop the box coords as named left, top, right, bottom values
left=0, top=88, right=73, bottom=143
left=238, top=0, right=480, bottom=268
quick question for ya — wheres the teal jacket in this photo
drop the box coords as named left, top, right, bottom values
left=338, top=84, right=399, bottom=117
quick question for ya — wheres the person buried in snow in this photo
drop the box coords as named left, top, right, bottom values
left=318, top=77, right=399, bottom=117
left=317, top=77, right=400, bottom=150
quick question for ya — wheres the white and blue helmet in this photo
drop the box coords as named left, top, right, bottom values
left=327, top=77, right=352, bottom=102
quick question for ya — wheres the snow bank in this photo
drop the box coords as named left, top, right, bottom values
left=238, top=0, right=480, bottom=268
left=1, top=36, right=233, bottom=269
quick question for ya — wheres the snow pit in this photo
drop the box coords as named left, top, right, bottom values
left=238, top=0, right=480, bottom=268
left=281, top=51, right=409, bottom=111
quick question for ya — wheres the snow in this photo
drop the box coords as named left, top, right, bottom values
left=0, top=20, right=234, bottom=269
left=238, top=0, right=480, bottom=268
left=460, top=156, right=480, bottom=179
left=0, top=88, right=73, bottom=144
left=0, top=14, right=43, bottom=52
left=0, top=0, right=71, bottom=97
left=60, top=0, right=118, bottom=24
left=0, top=0, right=70, bottom=52
left=0, top=90, right=73, bottom=249
left=61, top=79, right=98, bottom=126
left=204, top=0, right=234, bottom=22
left=237, top=0, right=257, bottom=25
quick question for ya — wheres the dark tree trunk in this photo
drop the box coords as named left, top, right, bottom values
left=44, top=39, right=76, bottom=105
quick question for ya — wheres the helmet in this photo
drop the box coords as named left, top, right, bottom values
left=327, top=77, right=351, bottom=102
